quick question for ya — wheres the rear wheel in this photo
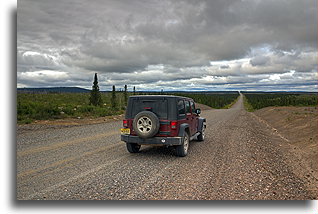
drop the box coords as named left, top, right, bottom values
left=126, top=143, right=141, bottom=153
left=175, top=132, right=189, bottom=157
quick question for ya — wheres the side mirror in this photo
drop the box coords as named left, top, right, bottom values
left=195, top=108, right=201, bottom=115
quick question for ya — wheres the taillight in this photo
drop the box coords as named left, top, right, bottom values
left=123, top=120, right=128, bottom=127
left=171, top=121, right=177, bottom=129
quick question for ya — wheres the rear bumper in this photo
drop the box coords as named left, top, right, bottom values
left=121, top=135, right=183, bottom=146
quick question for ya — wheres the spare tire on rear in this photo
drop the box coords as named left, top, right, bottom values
left=133, top=111, right=160, bottom=139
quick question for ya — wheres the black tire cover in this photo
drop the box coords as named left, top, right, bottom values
left=133, top=111, right=160, bottom=139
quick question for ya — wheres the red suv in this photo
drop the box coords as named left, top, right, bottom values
left=120, top=95, right=206, bottom=157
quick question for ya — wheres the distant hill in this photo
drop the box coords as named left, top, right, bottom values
left=17, top=87, right=90, bottom=93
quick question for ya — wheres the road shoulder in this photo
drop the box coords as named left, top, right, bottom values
left=251, top=107, right=318, bottom=197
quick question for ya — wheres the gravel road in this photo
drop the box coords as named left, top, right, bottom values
left=16, top=94, right=317, bottom=200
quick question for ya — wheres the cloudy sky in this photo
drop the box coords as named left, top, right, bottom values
left=17, top=0, right=317, bottom=91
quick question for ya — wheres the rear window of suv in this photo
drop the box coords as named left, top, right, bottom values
left=130, top=98, right=168, bottom=119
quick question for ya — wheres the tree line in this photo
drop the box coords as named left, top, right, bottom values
left=171, top=92, right=240, bottom=109
left=243, top=93, right=317, bottom=110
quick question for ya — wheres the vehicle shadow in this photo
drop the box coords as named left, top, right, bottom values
left=137, top=145, right=178, bottom=158
left=132, top=139, right=204, bottom=158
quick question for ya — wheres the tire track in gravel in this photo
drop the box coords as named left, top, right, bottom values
left=17, top=127, right=120, bottom=174
left=17, top=141, right=130, bottom=200
left=123, top=154, right=179, bottom=200
left=17, top=122, right=123, bottom=199
left=23, top=153, right=131, bottom=200
left=25, top=147, right=182, bottom=200
left=17, top=130, right=119, bottom=157
left=17, top=141, right=122, bottom=179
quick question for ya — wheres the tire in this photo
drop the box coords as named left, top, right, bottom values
left=197, top=123, right=206, bottom=141
left=175, top=132, right=189, bottom=157
left=126, top=143, right=141, bottom=153
left=133, top=111, right=160, bottom=139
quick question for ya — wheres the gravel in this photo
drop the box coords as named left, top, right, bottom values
left=16, top=95, right=317, bottom=200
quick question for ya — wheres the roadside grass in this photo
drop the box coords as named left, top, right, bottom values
left=243, top=95, right=255, bottom=112
left=17, top=92, right=126, bottom=124
left=223, top=95, right=240, bottom=109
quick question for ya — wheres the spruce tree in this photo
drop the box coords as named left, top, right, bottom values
left=133, top=86, right=136, bottom=95
left=89, top=73, right=102, bottom=106
left=111, top=85, right=117, bottom=109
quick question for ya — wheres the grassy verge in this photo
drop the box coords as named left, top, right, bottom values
left=223, top=95, right=240, bottom=109
left=243, top=95, right=255, bottom=112
left=17, top=92, right=126, bottom=124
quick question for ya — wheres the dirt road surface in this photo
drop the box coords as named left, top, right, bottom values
left=16, top=94, right=317, bottom=200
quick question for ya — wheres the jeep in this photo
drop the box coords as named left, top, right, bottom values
left=120, top=95, right=206, bottom=157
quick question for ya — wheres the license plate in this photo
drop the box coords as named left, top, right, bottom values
left=120, top=128, right=130, bottom=135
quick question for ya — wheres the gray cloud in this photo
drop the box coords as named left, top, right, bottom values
left=250, top=56, right=271, bottom=67
left=17, top=0, right=317, bottom=91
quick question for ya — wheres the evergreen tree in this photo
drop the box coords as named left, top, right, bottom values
left=133, top=86, right=136, bottom=95
left=111, top=85, right=117, bottom=109
left=124, top=85, right=128, bottom=106
left=89, top=73, right=102, bottom=106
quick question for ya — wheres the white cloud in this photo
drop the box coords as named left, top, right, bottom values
left=19, top=70, right=69, bottom=82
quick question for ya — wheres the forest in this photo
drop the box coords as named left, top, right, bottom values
left=243, top=92, right=317, bottom=111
